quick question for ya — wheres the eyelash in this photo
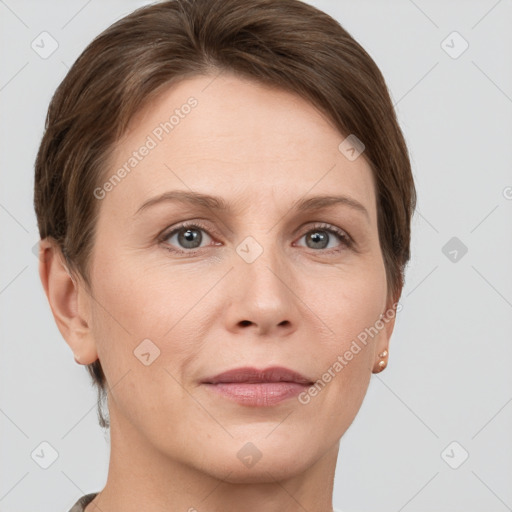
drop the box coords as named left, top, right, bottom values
left=158, top=221, right=353, bottom=255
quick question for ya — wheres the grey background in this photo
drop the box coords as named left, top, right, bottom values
left=1, top=0, right=511, bottom=511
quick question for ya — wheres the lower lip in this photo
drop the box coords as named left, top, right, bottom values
left=202, top=382, right=310, bottom=406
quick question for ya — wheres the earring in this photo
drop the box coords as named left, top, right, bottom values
left=375, top=349, right=388, bottom=372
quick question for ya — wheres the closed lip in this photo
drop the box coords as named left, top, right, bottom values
left=202, top=366, right=314, bottom=385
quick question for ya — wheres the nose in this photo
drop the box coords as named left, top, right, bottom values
left=223, top=237, right=300, bottom=337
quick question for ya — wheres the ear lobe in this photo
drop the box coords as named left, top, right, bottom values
left=372, top=293, right=401, bottom=373
left=38, top=238, right=98, bottom=365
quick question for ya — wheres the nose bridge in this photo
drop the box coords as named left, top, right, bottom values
left=236, top=228, right=287, bottom=288
left=233, top=192, right=285, bottom=267
left=228, top=228, right=299, bottom=330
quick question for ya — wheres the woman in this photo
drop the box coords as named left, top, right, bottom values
left=34, top=0, right=416, bottom=510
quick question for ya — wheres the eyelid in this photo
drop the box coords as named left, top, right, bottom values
left=158, top=220, right=217, bottom=247
left=295, top=222, right=353, bottom=249
left=158, top=219, right=354, bottom=254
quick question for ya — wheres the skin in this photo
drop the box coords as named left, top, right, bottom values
left=39, top=72, right=399, bottom=512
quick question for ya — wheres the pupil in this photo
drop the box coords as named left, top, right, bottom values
left=309, top=231, right=327, bottom=249
left=180, top=228, right=201, bottom=248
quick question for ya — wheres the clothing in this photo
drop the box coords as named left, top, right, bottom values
left=68, top=492, right=98, bottom=512
left=68, top=492, right=344, bottom=512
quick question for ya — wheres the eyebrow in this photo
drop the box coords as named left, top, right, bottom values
left=134, top=190, right=370, bottom=221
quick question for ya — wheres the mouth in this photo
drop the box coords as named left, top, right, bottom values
left=202, top=365, right=314, bottom=385
left=201, top=366, right=314, bottom=407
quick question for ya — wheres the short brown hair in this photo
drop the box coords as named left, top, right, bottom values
left=34, top=0, right=416, bottom=428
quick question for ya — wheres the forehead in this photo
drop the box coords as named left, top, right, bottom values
left=104, top=73, right=377, bottom=222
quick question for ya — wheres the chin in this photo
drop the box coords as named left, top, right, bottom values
left=203, top=457, right=312, bottom=485
left=190, top=437, right=318, bottom=483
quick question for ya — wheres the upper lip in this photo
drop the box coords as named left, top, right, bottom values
left=202, top=366, right=314, bottom=385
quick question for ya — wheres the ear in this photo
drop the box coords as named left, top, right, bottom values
left=372, top=289, right=402, bottom=374
left=38, top=238, right=98, bottom=365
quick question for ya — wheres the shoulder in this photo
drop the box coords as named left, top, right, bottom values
left=68, top=492, right=98, bottom=512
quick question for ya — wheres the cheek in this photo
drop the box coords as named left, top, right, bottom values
left=311, top=260, right=386, bottom=344
left=90, top=245, right=176, bottom=337
left=88, top=252, right=205, bottom=404
left=88, top=276, right=195, bottom=433
left=300, top=261, right=386, bottom=407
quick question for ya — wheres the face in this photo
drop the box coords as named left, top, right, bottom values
left=75, top=73, right=396, bottom=481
